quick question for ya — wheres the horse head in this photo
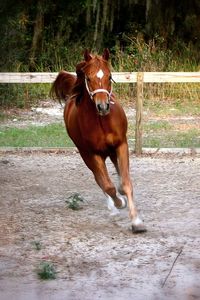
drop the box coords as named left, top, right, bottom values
left=80, top=49, right=113, bottom=116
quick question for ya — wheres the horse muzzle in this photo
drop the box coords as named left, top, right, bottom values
left=96, top=100, right=110, bottom=116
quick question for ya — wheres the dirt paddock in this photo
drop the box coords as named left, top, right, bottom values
left=0, top=150, right=200, bottom=300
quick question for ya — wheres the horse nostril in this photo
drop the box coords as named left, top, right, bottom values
left=96, top=102, right=110, bottom=115
left=97, top=104, right=102, bottom=112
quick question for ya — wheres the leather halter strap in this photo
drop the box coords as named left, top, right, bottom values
left=85, top=78, right=112, bottom=101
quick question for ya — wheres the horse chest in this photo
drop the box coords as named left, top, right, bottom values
left=82, top=119, right=119, bottom=150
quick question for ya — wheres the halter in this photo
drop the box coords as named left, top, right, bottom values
left=85, top=77, right=112, bottom=101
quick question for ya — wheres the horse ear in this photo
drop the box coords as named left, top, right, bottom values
left=84, top=49, right=92, bottom=61
left=102, top=48, right=110, bottom=61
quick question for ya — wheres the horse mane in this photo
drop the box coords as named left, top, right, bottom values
left=72, top=61, right=86, bottom=104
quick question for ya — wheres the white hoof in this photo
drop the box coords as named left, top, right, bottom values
left=106, top=195, right=120, bottom=216
left=132, top=216, right=143, bottom=226
left=132, top=216, right=147, bottom=233
left=117, top=195, right=127, bottom=209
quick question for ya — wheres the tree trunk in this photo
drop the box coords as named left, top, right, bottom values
left=29, top=0, right=44, bottom=70
left=145, top=0, right=175, bottom=42
left=93, top=1, right=100, bottom=47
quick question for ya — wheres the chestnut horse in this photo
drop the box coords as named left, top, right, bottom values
left=51, top=49, right=146, bottom=233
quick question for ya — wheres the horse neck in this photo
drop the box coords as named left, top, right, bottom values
left=81, top=86, right=95, bottom=108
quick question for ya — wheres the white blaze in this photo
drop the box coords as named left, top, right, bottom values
left=96, top=69, right=104, bottom=79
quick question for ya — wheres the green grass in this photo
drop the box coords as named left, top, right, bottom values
left=128, top=121, right=200, bottom=148
left=0, top=123, right=74, bottom=147
left=0, top=119, right=199, bottom=149
left=143, top=129, right=200, bottom=148
left=37, top=262, right=56, bottom=280
left=144, top=120, right=173, bottom=132
left=144, top=99, right=200, bottom=117
left=65, top=193, right=84, bottom=210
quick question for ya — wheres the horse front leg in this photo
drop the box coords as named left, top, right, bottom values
left=116, top=142, right=147, bottom=233
left=79, top=152, right=126, bottom=213
left=110, top=152, right=126, bottom=196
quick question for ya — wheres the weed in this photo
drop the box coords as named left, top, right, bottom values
left=66, top=193, right=84, bottom=210
left=32, top=241, right=42, bottom=251
left=37, top=262, right=56, bottom=280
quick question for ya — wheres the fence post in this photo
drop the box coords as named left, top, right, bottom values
left=135, top=72, right=144, bottom=156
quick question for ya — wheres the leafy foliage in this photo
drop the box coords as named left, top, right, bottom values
left=0, top=1, right=199, bottom=108
left=37, top=262, right=56, bottom=280
left=0, top=0, right=199, bottom=73
left=66, top=193, right=84, bottom=210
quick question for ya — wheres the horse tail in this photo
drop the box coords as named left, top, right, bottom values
left=50, top=71, right=77, bottom=102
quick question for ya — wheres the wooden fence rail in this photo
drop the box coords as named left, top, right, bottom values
left=0, top=72, right=200, bottom=155
left=0, top=72, right=200, bottom=83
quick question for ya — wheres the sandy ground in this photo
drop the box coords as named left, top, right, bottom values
left=0, top=150, right=200, bottom=300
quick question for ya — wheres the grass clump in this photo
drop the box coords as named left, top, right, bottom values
left=32, top=241, right=42, bottom=251
left=37, top=262, right=56, bottom=280
left=66, top=193, right=84, bottom=210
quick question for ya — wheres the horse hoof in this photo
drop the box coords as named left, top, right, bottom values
left=118, top=196, right=127, bottom=209
left=132, top=216, right=147, bottom=233
left=132, top=223, right=147, bottom=234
